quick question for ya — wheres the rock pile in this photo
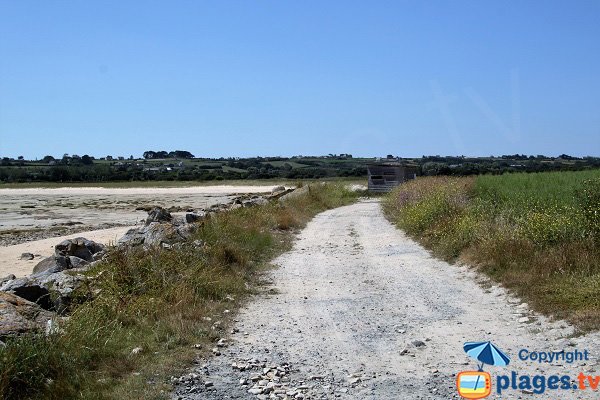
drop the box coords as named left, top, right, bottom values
left=0, top=186, right=297, bottom=341
left=118, top=207, right=198, bottom=248
left=0, top=236, right=107, bottom=334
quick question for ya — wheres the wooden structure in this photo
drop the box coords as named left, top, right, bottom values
left=367, top=163, right=419, bottom=192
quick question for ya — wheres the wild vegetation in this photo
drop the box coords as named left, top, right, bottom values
left=383, top=170, right=600, bottom=331
left=0, top=183, right=359, bottom=400
left=1, top=152, right=599, bottom=184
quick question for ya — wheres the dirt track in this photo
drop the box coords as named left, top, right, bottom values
left=173, top=199, right=599, bottom=399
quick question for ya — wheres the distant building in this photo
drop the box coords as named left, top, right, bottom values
left=367, top=163, right=419, bottom=192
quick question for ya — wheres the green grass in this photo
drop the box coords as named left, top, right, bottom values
left=260, top=161, right=310, bottom=169
left=0, top=183, right=359, bottom=400
left=383, top=169, right=600, bottom=331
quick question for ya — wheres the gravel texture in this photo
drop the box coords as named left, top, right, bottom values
left=172, top=199, right=600, bottom=399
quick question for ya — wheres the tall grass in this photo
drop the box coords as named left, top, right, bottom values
left=383, top=170, right=600, bottom=331
left=0, top=183, right=359, bottom=400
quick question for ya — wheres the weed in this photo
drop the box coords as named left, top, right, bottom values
left=383, top=170, right=600, bottom=330
left=0, top=183, right=359, bottom=399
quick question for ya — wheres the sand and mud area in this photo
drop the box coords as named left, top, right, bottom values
left=0, top=185, right=277, bottom=277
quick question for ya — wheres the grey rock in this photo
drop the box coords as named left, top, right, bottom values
left=91, top=250, right=106, bottom=262
left=68, top=256, right=89, bottom=269
left=271, top=185, right=286, bottom=194
left=118, top=228, right=146, bottom=246
left=0, top=277, right=52, bottom=310
left=185, top=212, right=205, bottom=223
left=0, top=274, right=16, bottom=286
left=0, top=291, right=54, bottom=338
left=278, top=186, right=308, bottom=202
left=20, top=252, right=34, bottom=260
left=145, top=207, right=172, bottom=225
left=32, top=255, right=71, bottom=275
left=243, top=197, right=269, bottom=207
left=55, top=237, right=104, bottom=261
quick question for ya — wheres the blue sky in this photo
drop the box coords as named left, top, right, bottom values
left=1, top=0, right=599, bottom=159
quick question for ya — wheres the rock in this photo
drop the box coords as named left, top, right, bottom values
left=32, top=255, right=71, bottom=275
left=20, top=252, right=34, bottom=260
left=271, top=186, right=286, bottom=194
left=91, top=250, right=106, bottom=262
left=0, top=291, right=54, bottom=338
left=68, top=256, right=89, bottom=269
left=204, top=381, right=214, bottom=388
left=185, top=212, right=205, bottom=223
left=411, top=340, right=426, bottom=348
left=131, top=347, right=143, bottom=355
left=145, top=207, right=172, bottom=225
left=0, top=274, right=16, bottom=286
left=118, top=228, right=146, bottom=246
left=55, top=237, right=104, bottom=261
left=518, top=316, right=530, bottom=323
left=1, top=270, right=87, bottom=314
left=278, top=186, right=308, bottom=202
left=119, top=220, right=196, bottom=248
left=0, top=277, right=52, bottom=310
left=243, top=197, right=269, bottom=207
left=37, top=272, right=87, bottom=313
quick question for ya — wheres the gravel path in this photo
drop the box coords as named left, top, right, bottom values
left=173, top=199, right=599, bottom=399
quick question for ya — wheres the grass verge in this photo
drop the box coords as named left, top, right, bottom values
left=0, top=183, right=359, bottom=399
left=382, top=170, right=600, bottom=332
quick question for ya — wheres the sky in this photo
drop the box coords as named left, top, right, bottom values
left=1, top=0, right=599, bottom=159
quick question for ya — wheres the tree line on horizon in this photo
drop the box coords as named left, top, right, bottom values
left=0, top=152, right=599, bottom=184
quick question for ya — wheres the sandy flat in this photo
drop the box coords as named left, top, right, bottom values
left=0, top=185, right=276, bottom=196
left=0, top=226, right=133, bottom=278
left=0, top=185, right=285, bottom=277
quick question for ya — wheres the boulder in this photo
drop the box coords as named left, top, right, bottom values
left=32, top=255, right=71, bottom=275
left=55, top=237, right=104, bottom=261
left=119, top=206, right=198, bottom=247
left=20, top=252, right=34, bottom=261
left=118, top=228, right=146, bottom=246
left=0, top=277, right=52, bottom=310
left=271, top=185, right=286, bottom=194
left=68, top=256, right=89, bottom=269
left=37, top=272, right=87, bottom=313
left=145, top=207, right=172, bottom=225
left=185, top=212, right=205, bottom=223
left=0, top=274, right=16, bottom=286
left=269, top=188, right=295, bottom=200
left=91, top=250, right=106, bottom=262
left=243, top=197, right=269, bottom=207
left=1, top=270, right=87, bottom=314
left=0, top=292, right=54, bottom=338
left=278, top=186, right=309, bottom=202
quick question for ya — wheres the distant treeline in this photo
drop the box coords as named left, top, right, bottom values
left=0, top=152, right=599, bottom=183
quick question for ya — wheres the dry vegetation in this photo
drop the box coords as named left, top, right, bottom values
left=383, top=170, right=600, bottom=331
left=0, top=183, right=359, bottom=400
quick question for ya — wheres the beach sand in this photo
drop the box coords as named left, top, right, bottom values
left=0, top=185, right=281, bottom=277
left=0, top=226, right=133, bottom=278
